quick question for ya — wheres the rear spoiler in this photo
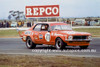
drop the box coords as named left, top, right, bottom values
left=16, top=28, right=24, bottom=37
left=16, top=27, right=30, bottom=37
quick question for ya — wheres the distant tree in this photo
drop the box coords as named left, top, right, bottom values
left=67, top=18, right=70, bottom=22
left=86, top=17, right=92, bottom=21
left=94, top=19, right=98, bottom=22
left=8, top=10, right=24, bottom=20
left=8, top=15, right=11, bottom=20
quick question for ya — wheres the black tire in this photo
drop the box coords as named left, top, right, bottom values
left=55, top=38, right=65, bottom=50
left=26, top=37, right=36, bottom=49
left=79, top=45, right=88, bottom=49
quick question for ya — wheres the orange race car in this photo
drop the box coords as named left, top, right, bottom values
left=18, top=22, right=92, bottom=49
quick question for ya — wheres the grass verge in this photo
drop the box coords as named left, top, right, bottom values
left=0, top=54, right=100, bottom=67
left=0, top=28, right=100, bottom=38
left=73, top=28, right=100, bottom=37
left=0, top=30, right=19, bottom=38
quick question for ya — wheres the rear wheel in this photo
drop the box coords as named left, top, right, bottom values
left=79, top=45, right=88, bottom=49
left=26, top=37, right=36, bottom=49
left=55, top=38, right=65, bottom=50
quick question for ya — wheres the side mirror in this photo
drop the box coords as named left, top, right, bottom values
left=48, top=29, right=51, bottom=32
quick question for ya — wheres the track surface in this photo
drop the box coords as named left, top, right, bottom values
left=0, top=38, right=100, bottom=57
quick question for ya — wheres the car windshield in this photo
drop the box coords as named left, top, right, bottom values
left=51, top=25, right=72, bottom=31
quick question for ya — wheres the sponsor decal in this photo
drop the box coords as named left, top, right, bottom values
left=45, top=32, right=51, bottom=42
left=25, top=5, right=59, bottom=17
left=34, top=36, right=38, bottom=40
left=62, top=31, right=89, bottom=35
left=35, top=38, right=37, bottom=39
left=25, top=31, right=31, bottom=35
left=39, top=34, right=43, bottom=39
left=67, top=31, right=76, bottom=34
left=32, top=32, right=34, bottom=35
left=23, top=36, right=26, bottom=40
left=54, top=33, right=63, bottom=36
left=51, top=33, right=54, bottom=36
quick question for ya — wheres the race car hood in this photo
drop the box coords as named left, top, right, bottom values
left=58, top=30, right=91, bottom=36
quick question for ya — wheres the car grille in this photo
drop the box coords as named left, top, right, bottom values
left=73, top=36, right=87, bottom=40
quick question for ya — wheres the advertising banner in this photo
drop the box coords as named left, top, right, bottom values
left=25, top=5, right=59, bottom=17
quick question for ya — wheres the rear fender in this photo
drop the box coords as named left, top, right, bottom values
left=16, top=29, right=24, bottom=37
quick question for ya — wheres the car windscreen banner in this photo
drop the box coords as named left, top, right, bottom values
left=25, top=5, right=59, bottom=17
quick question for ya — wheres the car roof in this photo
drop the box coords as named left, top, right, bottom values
left=36, top=22, right=68, bottom=26
left=31, top=22, right=69, bottom=30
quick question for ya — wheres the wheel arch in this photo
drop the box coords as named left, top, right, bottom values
left=26, top=36, right=31, bottom=40
left=26, top=36, right=36, bottom=49
left=55, top=37, right=66, bottom=49
left=55, top=37, right=67, bottom=46
left=55, top=37, right=63, bottom=42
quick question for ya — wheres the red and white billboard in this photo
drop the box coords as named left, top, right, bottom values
left=25, top=5, right=59, bottom=17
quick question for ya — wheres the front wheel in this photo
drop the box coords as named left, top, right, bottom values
left=79, top=45, right=88, bottom=49
left=55, top=38, right=65, bottom=50
left=26, top=37, right=36, bottom=49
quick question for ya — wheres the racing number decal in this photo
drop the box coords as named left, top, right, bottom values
left=39, top=34, right=43, bottom=39
left=45, top=32, right=50, bottom=42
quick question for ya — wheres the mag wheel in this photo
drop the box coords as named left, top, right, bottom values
left=55, top=38, right=65, bottom=50
left=79, top=45, right=88, bottom=49
left=26, top=37, right=36, bottom=49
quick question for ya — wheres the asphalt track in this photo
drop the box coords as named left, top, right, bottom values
left=0, top=38, right=100, bottom=57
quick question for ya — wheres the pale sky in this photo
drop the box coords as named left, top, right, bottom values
left=0, top=0, right=100, bottom=19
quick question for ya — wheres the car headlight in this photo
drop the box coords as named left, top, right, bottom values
left=68, top=36, right=73, bottom=40
left=88, top=36, right=92, bottom=40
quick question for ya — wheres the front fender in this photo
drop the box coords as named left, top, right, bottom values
left=55, top=35, right=65, bottom=42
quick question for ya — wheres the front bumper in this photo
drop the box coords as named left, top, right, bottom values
left=65, top=39, right=92, bottom=46
left=65, top=39, right=92, bottom=41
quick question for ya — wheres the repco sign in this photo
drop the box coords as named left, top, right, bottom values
left=25, top=5, right=59, bottom=17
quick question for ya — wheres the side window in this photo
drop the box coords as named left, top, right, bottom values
left=33, top=24, right=41, bottom=31
left=41, top=24, right=49, bottom=31
left=51, top=26, right=55, bottom=30
left=51, top=25, right=61, bottom=30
